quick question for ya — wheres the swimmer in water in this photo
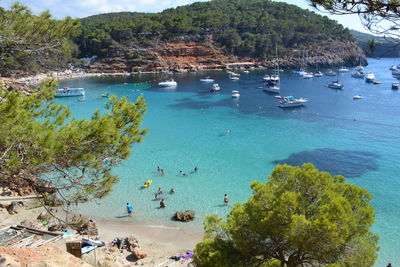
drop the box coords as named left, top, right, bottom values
left=224, top=194, right=228, bottom=204
left=170, top=188, right=175, bottom=193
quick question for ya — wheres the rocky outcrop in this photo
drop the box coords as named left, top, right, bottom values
left=89, top=38, right=365, bottom=73
left=174, top=210, right=195, bottom=222
left=6, top=201, right=24, bottom=214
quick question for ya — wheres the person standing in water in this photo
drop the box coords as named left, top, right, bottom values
left=126, top=203, right=133, bottom=216
left=224, top=194, right=228, bottom=204
left=160, top=199, right=165, bottom=208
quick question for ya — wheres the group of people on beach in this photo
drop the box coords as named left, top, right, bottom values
left=126, top=166, right=229, bottom=215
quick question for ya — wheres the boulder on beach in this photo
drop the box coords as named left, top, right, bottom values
left=6, top=201, right=24, bottom=214
left=174, top=210, right=195, bottom=222
left=131, top=247, right=147, bottom=259
left=20, top=219, right=45, bottom=230
left=77, top=220, right=98, bottom=236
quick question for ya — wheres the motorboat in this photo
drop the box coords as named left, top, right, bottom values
left=392, top=81, right=400, bottom=90
left=327, top=81, right=344, bottom=89
left=55, top=87, right=85, bottom=97
left=351, top=71, right=365, bottom=78
left=158, top=79, right=177, bottom=87
left=200, top=76, right=214, bottom=82
left=325, top=70, right=336, bottom=76
left=365, top=72, right=375, bottom=83
left=356, top=65, right=364, bottom=72
left=390, top=65, right=397, bottom=71
left=263, top=85, right=280, bottom=93
left=373, top=80, right=381, bottom=85
left=302, top=72, right=313, bottom=79
left=314, top=71, right=323, bottom=77
left=353, top=95, right=362, bottom=100
left=231, top=90, right=240, bottom=98
left=338, top=67, right=350, bottom=72
left=392, top=70, right=400, bottom=79
left=229, top=75, right=240, bottom=80
left=243, top=70, right=250, bottom=73
left=278, top=96, right=308, bottom=108
left=230, top=73, right=240, bottom=77
left=211, top=83, right=221, bottom=92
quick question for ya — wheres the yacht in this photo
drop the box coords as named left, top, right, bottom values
left=325, top=70, right=336, bottom=76
left=338, top=67, right=350, bottom=72
left=229, top=75, right=240, bottom=80
left=200, top=77, right=214, bottom=82
left=392, top=70, right=400, bottom=79
left=351, top=71, right=365, bottom=78
left=392, top=81, right=399, bottom=90
left=243, top=70, right=250, bottom=73
left=302, top=72, right=314, bottom=79
left=314, top=71, right=323, bottom=77
left=365, top=72, right=375, bottom=83
left=231, top=90, right=240, bottom=98
left=264, top=47, right=281, bottom=94
left=390, top=65, right=397, bottom=71
left=356, top=65, right=364, bottom=72
left=211, top=83, right=221, bottom=92
left=327, top=81, right=344, bottom=89
left=353, top=95, right=362, bottom=100
left=55, top=87, right=85, bottom=97
left=278, top=96, right=308, bottom=108
left=158, top=79, right=177, bottom=87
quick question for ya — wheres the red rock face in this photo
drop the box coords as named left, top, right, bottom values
left=89, top=38, right=364, bottom=73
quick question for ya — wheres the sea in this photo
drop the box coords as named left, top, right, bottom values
left=58, top=58, right=400, bottom=265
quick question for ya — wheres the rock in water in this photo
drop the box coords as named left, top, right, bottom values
left=174, top=210, right=195, bottom=222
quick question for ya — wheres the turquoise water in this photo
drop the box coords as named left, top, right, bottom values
left=58, top=58, right=400, bottom=265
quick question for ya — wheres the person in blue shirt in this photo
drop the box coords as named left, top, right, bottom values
left=126, top=202, right=133, bottom=216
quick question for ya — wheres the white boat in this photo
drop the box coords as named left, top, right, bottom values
left=392, top=81, right=399, bottom=90
left=351, top=71, right=365, bottom=78
left=211, top=83, right=221, bottom=92
left=158, top=79, right=177, bottom=87
left=338, top=67, right=350, bottom=72
left=325, top=70, right=336, bottom=76
left=264, top=47, right=281, bottom=94
left=231, top=90, right=240, bottom=98
left=327, top=81, right=344, bottom=89
left=278, top=96, right=308, bottom=108
left=243, top=70, right=250, bottom=73
left=55, top=87, right=85, bottom=97
left=390, top=65, right=397, bottom=71
left=353, top=95, right=362, bottom=100
left=373, top=80, right=381, bottom=85
left=302, top=72, right=314, bottom=79
left=314, top=71, right=323, bottom=77
left=229, top=75, right=240, bottom=80
left=356, top=65, right=364, bottom=72
left=365, top=72, right=375, bottom=83
left=263, top=75, right=271, bottom=82
left=200, top=77, right=214, bottom=82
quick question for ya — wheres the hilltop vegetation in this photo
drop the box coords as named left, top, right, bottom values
left=75, top=0, right=354, bottom=60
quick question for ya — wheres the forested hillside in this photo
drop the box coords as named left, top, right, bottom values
left=76, top=0, right=354, bottom=60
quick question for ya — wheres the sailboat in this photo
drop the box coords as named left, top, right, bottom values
left=301, top=50, right=313, bottom=79
left=314, top=60, right=323, bottom=77
left=264, top=47, right=280, bottom=94
left=327, top=72, right=344, bottom=89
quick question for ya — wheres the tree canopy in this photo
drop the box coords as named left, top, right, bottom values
left=309, top=0, right=400, bottom=39
left=75, top=0, right=353, bottom=59
left=0, top=3, right=80, bottom=76
left=0, top=79, right=147, bottom=208
left=193, top=163, right=378, bottom=267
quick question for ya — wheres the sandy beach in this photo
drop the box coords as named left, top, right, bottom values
left=0, top=196, right=203, bottom=266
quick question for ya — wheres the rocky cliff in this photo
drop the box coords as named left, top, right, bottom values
left=89, top=38, right=365, bottom=73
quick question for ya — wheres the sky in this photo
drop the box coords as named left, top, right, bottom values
left=0, top=0, right=368, bottom=33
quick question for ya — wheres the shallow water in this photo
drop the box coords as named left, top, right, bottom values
left=59, top=58, right=400, bottom=265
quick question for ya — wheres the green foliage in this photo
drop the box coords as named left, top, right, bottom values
left=75, top=0, right=353, bottom=59
left=0, top=3, right=80, bottom=76
left=0, top=78, right=147, bottom=205
left=194, top=164, right=378, bottom=267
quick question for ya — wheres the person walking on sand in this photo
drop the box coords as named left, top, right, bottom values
left=126, top=203, right=133, bottom=216
left=160, top=199, right=165, bottom=208
left=224, top=194, right=228, bottom=204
